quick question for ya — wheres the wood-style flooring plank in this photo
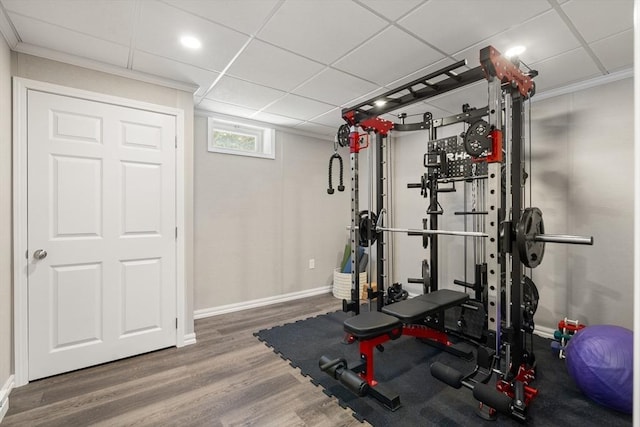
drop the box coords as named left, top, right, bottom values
left=3, top=293, right=364, bottom=427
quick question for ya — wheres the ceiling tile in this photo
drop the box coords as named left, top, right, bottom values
left=163, top=0, right=281, bottom=35
left=204, top=76, right=286, bottom=110
left=197, top=99, right=258, bottom=119
left=2, top=0, right=135, bottom=45
left=354, top=0, right=425, bottom=21
left=227, top=39, right=325, bottom=92
left=454, top=10, right=582, bottom=67
left=257, top=0, right=388, bottom=65
left=132, top=50, right=219, bottom=97
left=136, top=1, right=249, bottom=72
left=310, top=109, right=343, bottom=128
left=8, top=13, right=129, bottom=67
left=263, top=94, right=335, bottom=121
left=250, top=111, right=304, bottom=127
left=590, top=30, right=633, bottom=72
left=530, top=48, right=601, bottom=93
left=562, top=0, right=633, bottom=43
left=293, top=68, right=380, bottom=106
left=491, top=11, right=581, bottom=63
left=398, top=0, right=550, bottom=55
left=333, top=26, right=444, bottom=86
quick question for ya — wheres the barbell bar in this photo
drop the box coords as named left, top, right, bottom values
left=348, top=225, right=488, bottom=238
left=530, top=234, right=593, bottom=245
left=351, top=225, right=592, bottom=244
left=351, top=207, right=594, bottom=269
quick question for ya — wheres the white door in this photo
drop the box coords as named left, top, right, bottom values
left=27, top=90, right=177, bottom=380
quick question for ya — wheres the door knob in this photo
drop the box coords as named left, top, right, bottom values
left=33, top=249, right=48, bottom=260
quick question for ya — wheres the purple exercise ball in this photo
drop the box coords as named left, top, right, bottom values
left=565, top=324, right=633, bottom=414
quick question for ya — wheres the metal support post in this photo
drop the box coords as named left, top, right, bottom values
left=510, top=92, right=525, bottom=376
left=376, top=133, right=385, bottom=310
left=485, top=78, right=502, bottom=356
left=428, top=125, right=438, bottom=292
left=349, top=127, right=360, bottom=314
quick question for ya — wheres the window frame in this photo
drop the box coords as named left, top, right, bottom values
left=207, top=118, right=275, bottom=159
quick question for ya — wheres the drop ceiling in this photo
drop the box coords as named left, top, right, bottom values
left=0, top=0, right=633, bottom=138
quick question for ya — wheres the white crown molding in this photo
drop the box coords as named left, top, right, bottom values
left=13, top=42, right=199, bottom=93
left=532, top=68, right=633, bottom=102
left=0, top=6, right=18, bottom=49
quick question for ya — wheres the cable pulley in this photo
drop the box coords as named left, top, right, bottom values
left=464, top=119, right=492, bottom=157
left=337, top=124, right=350, bottom=147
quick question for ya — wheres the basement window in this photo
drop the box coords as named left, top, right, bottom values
left=207, top=118, right=275, bottom=159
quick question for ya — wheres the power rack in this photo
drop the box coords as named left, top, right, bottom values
left=324, top=46, right=594, bottom=421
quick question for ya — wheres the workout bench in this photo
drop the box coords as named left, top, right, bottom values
left=319, top=289, right=469, bottom=410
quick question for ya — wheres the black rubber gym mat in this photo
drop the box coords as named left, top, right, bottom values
left=255, top=309, right=632, bottom=427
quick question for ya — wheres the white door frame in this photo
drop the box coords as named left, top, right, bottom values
left=13, top=77, right=187, bottom=386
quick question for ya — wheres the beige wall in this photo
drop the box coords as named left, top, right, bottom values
left=0, top=34, right=12, bottom=395
left=392, top=77, right=634, bottom=331
left=12, top=53, right=196, bottom=338
left=531, top=77, right=633, bottom=330
left=194, top=115, right=350, bottom=311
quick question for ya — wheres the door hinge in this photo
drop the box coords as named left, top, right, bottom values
left=175, top=318, right=178, bottom=329
left=175, top=136, right=177, bottom=148
left=175, top=227, right=178, bottom=239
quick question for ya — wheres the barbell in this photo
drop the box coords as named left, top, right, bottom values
left=349, top=224, right=488, bottom=238
left=352, top=207, right=593, bottom=268
left=516, top=207, right=593, bottom=268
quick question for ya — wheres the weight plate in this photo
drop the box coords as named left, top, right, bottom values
left=464, top=119, right=491, bottom=157
left=358, top=210, right=378, bottom=247
left=499, top=274, right=539, bottom=321
left=421, top=259, right=430, bottom=294
left=516, top=207, right=545, bottom=268
left=337, top=124, right=350, bottom=147
left=422, top=217, right=429, bottom=248
left=522, top=275, right=539, bottom=320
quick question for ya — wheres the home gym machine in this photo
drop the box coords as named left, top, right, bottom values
left=320, top=46, right=594, bottom=421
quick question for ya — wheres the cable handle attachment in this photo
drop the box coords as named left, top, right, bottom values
left=327, top=152, right=345, bottom=194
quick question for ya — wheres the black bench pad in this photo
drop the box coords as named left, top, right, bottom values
left=382, top=298, right=436, bottom=324
left=382, top=289, right=468, bottom=323
left=415, top=289, right=468, bottom=309
left=344, top=311, right=402, bottom=340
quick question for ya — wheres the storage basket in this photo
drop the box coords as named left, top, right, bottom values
left=333, top=268, right=367, bottom=299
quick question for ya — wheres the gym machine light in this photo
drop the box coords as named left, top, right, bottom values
left=333, top=46, right=593, bottom=421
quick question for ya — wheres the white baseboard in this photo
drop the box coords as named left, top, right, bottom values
left=194, top=286, right=332, bottom=319
left=183, top=333, right=197, bottom=346
left=0, top=374, right=15, bottom=423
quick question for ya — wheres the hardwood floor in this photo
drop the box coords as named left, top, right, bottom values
left=4, top=293, right=366, bottom=426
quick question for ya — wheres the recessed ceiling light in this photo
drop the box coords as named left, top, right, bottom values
left=505, top=45, right=526, bottom=58
left=374, top=99, right=387, bottom=107
left=180, top=35, right=201, bottom=50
